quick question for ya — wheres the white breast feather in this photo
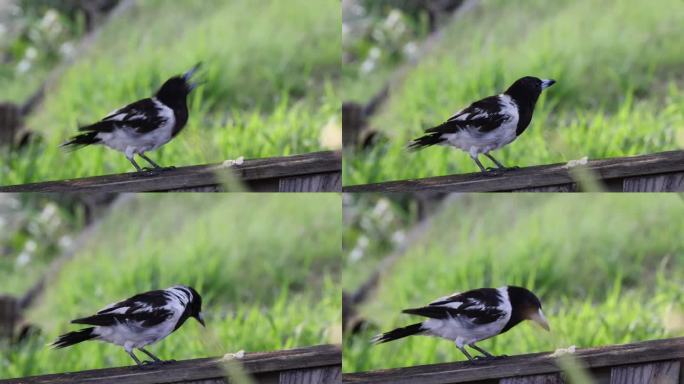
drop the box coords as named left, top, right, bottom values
left=422, top=287, right=512, bottom=347
left=440, top=95, right=519, bottom=157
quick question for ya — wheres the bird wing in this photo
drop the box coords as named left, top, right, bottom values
left=426, top=95, right=512, bottom=135
left=403, top=288, right=507, bottom=325
left=71, top=290, right=174, bottom=327
left=78, top=98, right=168, bottom=134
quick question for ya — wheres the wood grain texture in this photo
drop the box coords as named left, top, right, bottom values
left=278, top=172, right=342, bottom=192
left=610, top=360, right=680, bottom=384
left=343, top=150, right=684, bottom=193
left=623, top=172, right=684, bottom=192
left=279, top=367, right=341, bottom=384
left=0, top=344, right=341, bottom=384
left=342, top=338, right=684, bottom=384
left=0, top=151, right=341, bottom=193
left=500, top=374, right=563, bottom=384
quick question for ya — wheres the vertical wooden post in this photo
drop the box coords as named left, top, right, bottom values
left=0, top=295, right=19, bottom=340
left=610, top=361, right=680, bottom=384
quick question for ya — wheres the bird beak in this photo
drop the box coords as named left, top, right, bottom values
left=541, top=79, right=556, bottom=90
left=196, top=312, right=206, bottom=327
left=183, top=62, right=203, bottom=91
left=530, top=309, right=550, bottom=331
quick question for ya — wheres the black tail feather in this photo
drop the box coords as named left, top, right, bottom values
left=408, top=132, right=445, bottom=151
left=371, top=322, right=424, bottom=344
left=51, top=327, right=97, bottom=349
left=60, top=131, right=100, bottom=151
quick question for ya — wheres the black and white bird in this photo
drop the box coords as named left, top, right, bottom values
left=61, top=63, right=202, bottom=172
left=408, top=76, right=556, bottom=173
left=52, top=285, right=205, bottom=366
left=372, top=286, right=550, bottom=361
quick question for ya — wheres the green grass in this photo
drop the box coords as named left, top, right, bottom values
left=344, top=0, right=684, bottom=185
left=343, top=194, right=684, bottom=372
left=0, top=0, right=340, bottom=185
left=0, top=194, right=341, bottom=379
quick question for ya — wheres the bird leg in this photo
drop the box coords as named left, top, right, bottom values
left=469, top=343, right=495, bottom=359
left=139, top=153, right=162, bottom=169
left=484, top=153, right=518, bottom=171
left=469, top=155, right=487, bottom=173
left=127, top=157, right=143, bottom=172
left=455, top=342, right=474, bottom=362
left=127, top=350, right=144, bottom=366
left=139, top=347, right=170, bottom=364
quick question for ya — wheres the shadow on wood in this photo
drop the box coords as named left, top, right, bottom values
left=343, top=150, right=684, bottom=193
left=0, top=151, right=341, bottom=193
left=342, top=337, right=684, bottom=384
left=0, top=344, right=341, bottom=384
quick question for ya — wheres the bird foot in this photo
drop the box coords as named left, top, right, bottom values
left=138, top=360, right=162, bottom=369
left=473, top=355, right=495, bottom=361
left=161, top=359, right=176, bottom=364
left=482, top=168, right=503, bottom=177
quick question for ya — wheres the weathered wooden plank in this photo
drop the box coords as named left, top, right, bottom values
left=610, top=360, right=680, bottom=384
left=342, top=338, right=684, bottom=384
left=279, top=367, right=341, bottom=384
left=0, top=344, right=340, bottom=384
left=500, top=374, right=563, bottom=384
left=278, top=172, right=342, bottom=192
left=512, top=184, right=576, bottom=192
left=0, top=151, right=341, bottom=193
left=342, top=150, right=684, bottom=193
left=623, top=172, right=684, bottom=192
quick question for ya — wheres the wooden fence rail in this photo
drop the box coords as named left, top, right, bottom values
left=343, top=150, right=684, bottom=192
left=1, top=344, right=341, bottom=384
left=0, top=151, right=341, bottom=193
left=343, top=337, right=684, bottom=384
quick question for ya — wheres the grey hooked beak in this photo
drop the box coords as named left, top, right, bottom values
left=530, top=309, right=550, bottom=331
left=196, top=312, right=206, bottom=327
left=541, top=79, right=556, bottom=90
left=183, top=62, right=203, bottom=91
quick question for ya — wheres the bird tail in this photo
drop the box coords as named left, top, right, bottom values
left=51, top=327, right=97, bottom=349
left=60, top=131, right=100, bottom=151
left=408, top=132, right=445, bottom=151
left=371, top=322, right=424, bottom=344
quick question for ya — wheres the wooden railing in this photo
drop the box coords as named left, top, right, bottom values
left=0, top=151, right=341, bottom=193
left=1, top=344, right=341, bottom=384
left=343, top=337, right=684, bottom=384
left=343, top=150, right=684, bottom=192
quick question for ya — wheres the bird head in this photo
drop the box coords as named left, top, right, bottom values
left=184, top=286, right=206, bottom=327
left=504, top=76, right=555, bottom=104
left=155, top=63, right=203, bottom=104
left=507, top=286, right=550, bottom=331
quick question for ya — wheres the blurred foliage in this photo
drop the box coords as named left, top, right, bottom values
left=0, top=194, right=341, bottom=378
left=343, top=194, right=684, bottom=372
left=0, top=194, right=84, bottom=296
left=342, top=194, right=419, bottom=289
left=0, top=0, right=86, bottom=102
left=344, top=0, right=684, bottom=185
left=342, top=0, right=431, bottom=102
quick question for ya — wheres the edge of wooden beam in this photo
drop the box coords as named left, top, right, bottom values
left=0, top=344, right=341, bottom=384
left=342, top=150, right=684, bottom=192
left=0, top=151, right=341, bottom=193
left=342, top=337, right=684, bottom=384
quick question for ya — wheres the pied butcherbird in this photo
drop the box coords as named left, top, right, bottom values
left=409, top=76, right=555, bottom=174
left=372, top=286, right=550, bottom=361
left=52, top=285, right=205, bottom=367
left=61, top=63, right=202, bottom=172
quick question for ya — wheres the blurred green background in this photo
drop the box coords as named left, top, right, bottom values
left=0, top=0, right=341, bottom=185
left=343, top=194, right=684, bottom=372
left=0, top=194, right=341, bottom=379
left=343, top=0, right=684, bottom=185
